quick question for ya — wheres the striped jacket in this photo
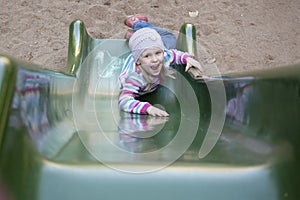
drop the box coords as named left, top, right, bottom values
left=119, top=49, right=194, bottom=114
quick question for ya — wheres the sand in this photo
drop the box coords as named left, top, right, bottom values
left=0, top=0, right=300, bottom=74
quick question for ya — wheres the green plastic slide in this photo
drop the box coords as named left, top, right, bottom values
left=0, top=20, right=299, bottom=200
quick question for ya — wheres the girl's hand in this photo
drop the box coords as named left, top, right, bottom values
left=146, top=106, right=169, bottom=117
left=185, top=57, right=204, bottom=75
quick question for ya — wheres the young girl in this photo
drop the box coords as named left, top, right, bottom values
left=119, top=19, right=204, bottom=117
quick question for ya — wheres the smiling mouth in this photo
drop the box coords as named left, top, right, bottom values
left=151, top=65, right=159, bottom=70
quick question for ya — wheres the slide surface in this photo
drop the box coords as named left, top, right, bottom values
left=0, top=20, right=299, bottom=200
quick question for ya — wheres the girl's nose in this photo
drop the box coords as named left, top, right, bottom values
left=151, top=55, right=159, bottom=62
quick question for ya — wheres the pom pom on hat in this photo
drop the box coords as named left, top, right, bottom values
left=129, top=28, right=165, bottom=62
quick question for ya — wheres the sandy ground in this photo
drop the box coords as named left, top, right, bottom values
left=0, top=0, right=300, bottom=74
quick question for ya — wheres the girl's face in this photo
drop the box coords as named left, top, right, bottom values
left=137, top=47, right=164, bottom=77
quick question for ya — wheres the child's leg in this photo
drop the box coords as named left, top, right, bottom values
left=132, top=21, right=177, bottom=49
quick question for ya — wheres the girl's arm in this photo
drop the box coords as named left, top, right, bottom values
left=166, top=49, right=204, bottom=74
left=119, top=76, right=152, bottom=114
left=167, top=49, right=195, bottom=65
left=119, top=75, right=169, bottom=116
left=119, top=86, right=169, bottom=116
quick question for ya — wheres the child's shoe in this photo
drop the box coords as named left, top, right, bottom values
left=124, top=29, right=136, bottom=40
left=124, top=14, right=148, bottom=28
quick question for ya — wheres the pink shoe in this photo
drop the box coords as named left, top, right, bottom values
left=124, top=29, right=136, bottom=40
left=124, top=14, right=148, bottom=28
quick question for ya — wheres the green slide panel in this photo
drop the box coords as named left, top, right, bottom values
left=0, top=20, right=299, bottom=200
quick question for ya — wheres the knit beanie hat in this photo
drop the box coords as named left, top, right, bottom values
left=129, top=28, right=165, bottom=62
